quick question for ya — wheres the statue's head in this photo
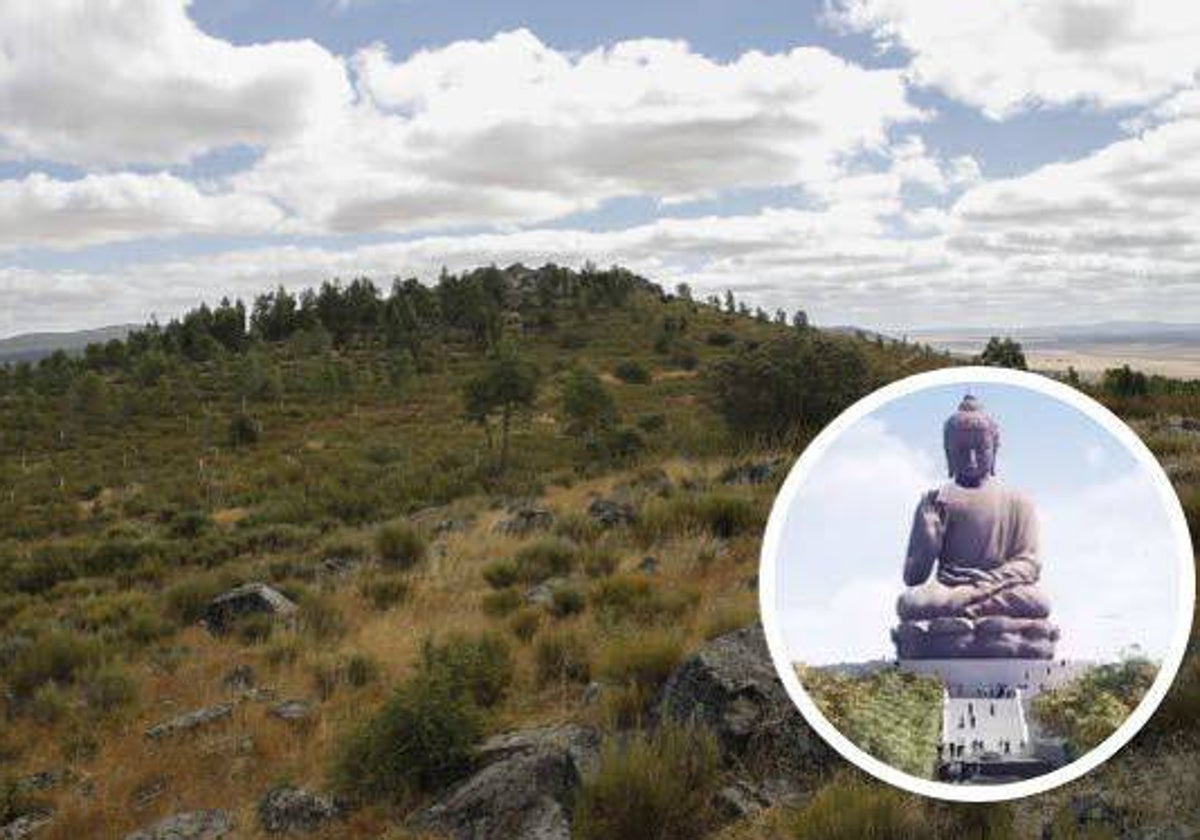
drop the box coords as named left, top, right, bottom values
left=943, top=394, right=999, bottom=487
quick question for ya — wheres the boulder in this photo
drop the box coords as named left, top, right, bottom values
left=145, top=703, right=233, bottom=740
left=411, top=724, right=600, bottom=840
left=1, top=811, right=52, bottom=840
left=123, top=810, right=233, bottom=840
left=258, top=786, right=342, bottom=834
left=269, top=700, right=314, bottom=723
left=495, top=507, right=555, bottom=536
left=656, top=625, right=829, bottom=796
left=202, top=583, right=297, bottom=635
left=525, top=578, right=568, bottom=608
left=587, top=498, right=637, bottom=528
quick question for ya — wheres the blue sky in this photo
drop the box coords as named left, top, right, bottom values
left=776, top=385, right=1182, bottom=664
left=3, top=1, right=1200, bottom=335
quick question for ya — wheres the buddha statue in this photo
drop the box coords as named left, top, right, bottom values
left=892, top=395, right=1059, bottom=659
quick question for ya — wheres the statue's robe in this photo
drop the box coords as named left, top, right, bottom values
left=893, top=480, right=1058, bottom=659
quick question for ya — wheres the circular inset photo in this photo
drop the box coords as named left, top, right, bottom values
left=759, top=367, right=1195, bottom=802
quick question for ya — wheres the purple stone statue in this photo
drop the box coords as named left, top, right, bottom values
left=892, top=395, right=1059, bottom=659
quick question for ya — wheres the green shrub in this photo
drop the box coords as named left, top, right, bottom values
left=701, top=602, right=757, bottom=640
left=6, top=630, right=107, bottom=701
left=228, top=411, right=260, bottom=447
left=311, top=658, right=343, bottom=700
left=481, top=587, right=522, bottom=618
left=418, top=632, right=514, bottom=709
left=512, top=538, right=578, bottom=583
left=638, top=492, right=764, bottom=542
left=345, top=653, right=381, bottom=688
left=785, top=775, right=932, bottom=840
left=534, top=629, right=591, bottom=686
left=331, top=670, right=483, bottom=804
left=636, top=413, right=667, bottom=433
left=708, top=332, right=871, bottom=442
left=482, top=559, right=520, bottom=590
left=163, top=573, right=234, bottom=626
left=590, top=575, right=698, bottom=627
left=359, top=575, right=411, bottom=611
left=614, top=360, right=651, bottom=384
left=597, top=631, right=685, bottom=692
left=376, top=521, right=427, bottom=570
left=82, top=664, right=138, bottom=715
left=582, top=548, right=619, bottom=578
left=168, top=509, right=211, bottom=539
left=574, top=722, right=722, bottom=840
left=508, top=607, right=542, bottom=643
left=29, top=682, right=70, bottom=724
left=297, top=592, right=347, bottom=641
left=553, top=512, right=601, bottom=544
left=549, top=585, right=586, bottom=618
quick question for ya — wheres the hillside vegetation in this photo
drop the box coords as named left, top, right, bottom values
left=0, top=263, right=1196, bottom=839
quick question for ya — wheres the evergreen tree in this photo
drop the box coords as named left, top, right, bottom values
left=462, top=345, right=540, bottom=472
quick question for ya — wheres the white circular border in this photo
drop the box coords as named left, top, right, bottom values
left=758, top=366, right=1196, bottom=802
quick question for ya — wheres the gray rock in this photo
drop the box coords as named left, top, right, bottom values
left=637, top=556, right=659, bottom=575
left=130, top=776, right=169, bottom=810
left=1, top=811, right=52, bottom=840
left=269, top=700, right=314, bottom=722
left=713, top=780, right=772, bottom=820
left=123, top=810, right=233, bottom=840
left=657, top=625, right=829, bottom=795
left=258, top=786, right=342, bottom=834
left=15, top=770, right=62, bottom=794
left=412, top=724, right=600, bottom=840
left=496, top=507, right=555, bottom=536
left=581, top=682, right=605, bottom=705
left=317, top=556, right=358, bottom=578
left=588, top=498, right=637, bottom=528
left=145, top=703, right=233, bottom=740
left=720, top=459, right=785, bottom=486
left=202, top=583, right=297, bottom=635
left=525, top=578, right=567, bottom=608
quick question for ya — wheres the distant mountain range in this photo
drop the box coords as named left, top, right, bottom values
left=905, top=321, right=1200, bottom=346
left=0, top=324, right=138, bottom=364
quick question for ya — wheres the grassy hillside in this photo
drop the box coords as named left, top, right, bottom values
left=0, top=264, right=1196, bottom=839
left=800, top=667, right=943, bottom=778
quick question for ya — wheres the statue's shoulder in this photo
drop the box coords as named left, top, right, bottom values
left=993, top=481, right=1036, bottom=512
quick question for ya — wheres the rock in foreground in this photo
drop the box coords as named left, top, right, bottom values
left=411, top=724, right=600, bottom=840
left=657, top=625, right=830, bottom=798
left=259, top=786, right=342, bottom=834
left=123, top=810, right=233, bottom=840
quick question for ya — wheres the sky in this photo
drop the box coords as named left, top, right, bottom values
left=776, top=384, right=1183, bottom=665
left=4, top=1, right=1200, bottom=336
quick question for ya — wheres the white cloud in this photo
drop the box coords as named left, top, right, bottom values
left=0, top=0, right=351, bottom=166
left=828, top=0, right=1200, bottom=117
left=232, top=29, right=924, bottom=232
left=0, top=172, right=285, bottom=250
left=778, top=417, right=941, bottom=663
left=1040, top=469, right=1179, bottom=661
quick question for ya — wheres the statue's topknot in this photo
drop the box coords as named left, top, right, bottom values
left=943, top=393, right=1000, bottom=475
